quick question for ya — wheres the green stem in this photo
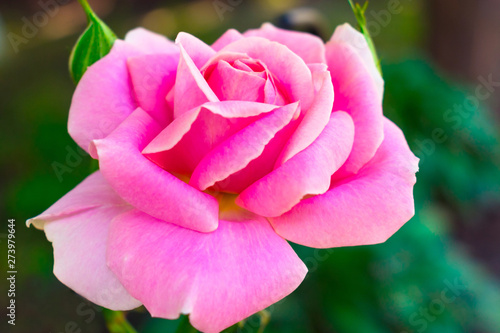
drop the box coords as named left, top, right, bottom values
left=175, top=315, right=199, bottom=333
left=347, top=0, right=382, bottom=75
left=77, top=0, right=94, bottom=20
left=102, top=309, right=138, bottom=333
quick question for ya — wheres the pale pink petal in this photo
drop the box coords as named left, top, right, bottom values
left=211, top=29, right=244, bottom=51
left=173, top=45, right=219, bottom=118
left=325, top=39, right=384, bottom=175
left=68, top=40, right=142, bottom=153
left=275, top=70, right=334, bottom=166
left=176, top=32, right=216, bottom=68
left=143, top=101, right=277, bottom=175
left=125, top=27, right=176, bottom=54
left=238, top=111, right=354, bottom=217
left=27, top=172, right=141, bottom=310
left=90, top=108, right=219, bottom=233
left=270, top=118, right=419, bottom=248
left=127, top=52, right=179, bottom=126
left=26, top=171, right=124, bottom=229
left=244, top=23, right=326, bottom=64
left=219, top=36, right=314, bottom=109
left=330, top=23, right=384, bottom=99
left=190, top=102, right=300, bottom=191
left=107, top=209, right=307, bottom=333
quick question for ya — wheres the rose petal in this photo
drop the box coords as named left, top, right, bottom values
left=325, top=38, right=384, bottom=175
left=206, top=60, right=267, bottom=102
left=329, top=23, right=384, bottom=99
left=26, top=172, right=124, bottom=229
left=173, top=45, right=219, bottom=118
left=27, top=172, right=141, bottom=310
left=237, top=111, right=354, bottom=217
left=127, top=52, right=179, bottom=126
left=68, top=40, right=142, bottom=153
left=91, top=107, right=219, bottom=233
left=175, top=32, right=216, bottom=68
left=190, top=102, right=300, bottom=191
left=219, top=36, right=314, bottom=109
left=275, top=70, right=334, bottom=166
left=244, top=23, right=326, bottom=64
left=270, top=118, right=419, bottom=248
left=125, top=27, right=176, bottom=54
left=107, top=209, right=307, bottom=333
left=211, top=29, right=244, bottom=51
left=143, top=101, right=278, bottom=175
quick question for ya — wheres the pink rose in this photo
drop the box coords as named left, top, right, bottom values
left=28, top=23, right=418, bottom=332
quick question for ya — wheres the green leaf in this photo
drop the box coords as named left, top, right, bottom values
left=347, top=0, right=382, bottom=75
left=69, top=0, right=117, bottom=83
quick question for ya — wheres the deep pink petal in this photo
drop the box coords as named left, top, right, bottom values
left=270, top=118, right=419, bottom=248
left=244, top=23, right=326, bottom=64
left=68, top=40, right=142, bottom=152
left=107, top=209, right=307, bottom=333
left=219, top=36, right=314, bottom=109
left=91, top=108, right=219, bottom=233
left=325, top=38, right=384, bottom=175
left=175, top=32, right=216, bottom=68
left=127, top=52, right=179, bottom=126
left=329, top=23, right=384, bottom=99
left=27, top=172, right=141, bottom=310
left=237, top=111, right=354, bottom=217
left=173, top=45, right=219, bottom=118
left=275, top=70, right=334, bottom=166
left=190, top=102, right=300, bottom=191
left=211, top=29, right=244, bottom=51
left=124, top=27, right=176, bottom=54
left=207, top=60, right=267, bottom=102
left=143, top=101, right=277, bottom=175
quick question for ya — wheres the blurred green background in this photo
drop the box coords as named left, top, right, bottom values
left=1, top=0, right=500, bottom=332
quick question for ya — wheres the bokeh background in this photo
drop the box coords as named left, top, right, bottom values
left=1, top=0, right=500, bottom=332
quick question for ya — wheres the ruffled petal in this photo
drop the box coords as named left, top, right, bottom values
left=107, top=209, right=307, bottom=333
left=143, top=101, right=277, bottom=175
left=27, top=172, right=141, bottom=310
left=91, top=107, right=219, bottom=233
left=325, top=37, right=384, bottom=175
left=190, top=102, right=300, bottom=191
left=68, top=40, right=142, bottom=152
left=237, top=111, right=354, bottom=217
left=244, top=23, right=326, bottom=64
left=270, top=118, right=419, bottom=248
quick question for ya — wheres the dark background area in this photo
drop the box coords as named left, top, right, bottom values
left=1, top=0, right=500, bottom=332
